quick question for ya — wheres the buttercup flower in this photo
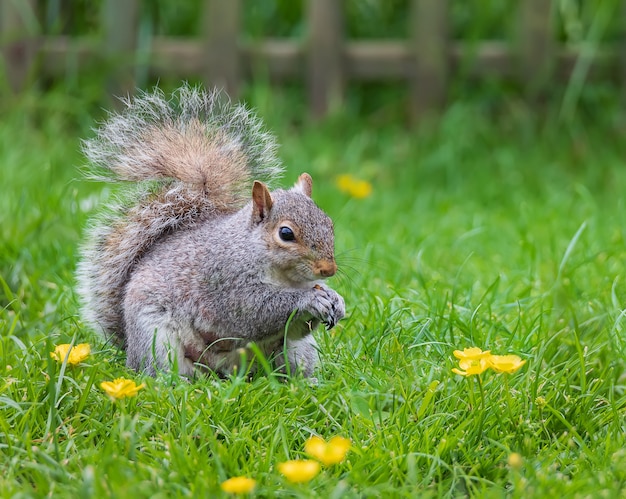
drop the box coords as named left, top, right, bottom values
left=336, top=174, right=372, bottom=199
left=305, top=435, right=351, bottom=465
left=100, top=378, right=145, bottom=400
left=50, top=343, right=91, bottom=365
left=488, top=354, right=527, bottom=374
left=452, top=347, right=526, bottom=376
left=452, top=347, right=492, bottom=376
left=277, top=459, right=320, bottom=483
left=452, top=357, right=491, bottom=376
left=453, top=347, right=491, bottom=361
left=507, top=452, right=523, bottom=470
left=220, top=476, right=257, bottom=494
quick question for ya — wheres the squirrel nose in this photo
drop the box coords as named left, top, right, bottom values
left=315, top=260, right=337, bottom=278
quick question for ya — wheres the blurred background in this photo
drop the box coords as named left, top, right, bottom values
left=1, top=0, right=624, bottom=122
left=2, top=0, right=626, bottom=318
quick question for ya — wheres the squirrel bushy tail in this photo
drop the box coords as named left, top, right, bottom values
left=82, top=85, right=282, bottom=192
left=76, top=86, right=283, bottom=343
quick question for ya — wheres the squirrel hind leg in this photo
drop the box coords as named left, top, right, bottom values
left=123, top=303, right=195, bottom=377
left=274, top=335, right=319, bottom=378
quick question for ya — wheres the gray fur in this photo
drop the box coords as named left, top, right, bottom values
left=76, top=86, right=344, bottom=377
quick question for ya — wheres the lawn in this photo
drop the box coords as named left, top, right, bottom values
left=1, top=85, right=625, bottom=497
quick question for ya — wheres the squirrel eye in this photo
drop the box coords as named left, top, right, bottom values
left=278, top=226, right=295, bottom=242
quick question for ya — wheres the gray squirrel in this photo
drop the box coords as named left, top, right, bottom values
left=76, top=85, right=345, bottom=378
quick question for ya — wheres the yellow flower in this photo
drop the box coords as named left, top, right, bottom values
left=50, top=343, right=91, bottom=365
left=452, top=357, right=491, bottom=376
left=452, top=347, right=492, bottom=376
left=453, top=347, right=491, bottom=361
left=100, top=378, right=145, bottom=400
left=220, top=476, right=257, bottom=494
left=277, top=460, right=320, bottom=483
left=452, top=347, right=526, bottom=376
left=487, top=354, right=527, bottom=374
left=304, top=435, right=351, bottom=465
left=507, top=452, right=523, bottom=470
left=336, top=174, right=372, bottom=199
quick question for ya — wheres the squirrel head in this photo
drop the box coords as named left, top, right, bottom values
left=251, top=173, right=337, bottom=286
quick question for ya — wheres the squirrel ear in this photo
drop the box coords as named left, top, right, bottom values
left=252, top=180, right=273, bottom=222
left=294, top=173, right=313, bottom=198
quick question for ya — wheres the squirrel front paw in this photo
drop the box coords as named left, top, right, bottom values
left=305, top=285, right=345, bottom=329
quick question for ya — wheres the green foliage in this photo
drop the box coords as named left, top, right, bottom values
left=33, top=0, right=626, bottom=42
left=1, top=85, right=626, bottom=497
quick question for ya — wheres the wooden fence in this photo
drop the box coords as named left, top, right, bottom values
left=1, top=0, right=625, bottom=120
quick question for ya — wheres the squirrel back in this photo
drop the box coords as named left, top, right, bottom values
left=76, top=86, right=283, bottom=343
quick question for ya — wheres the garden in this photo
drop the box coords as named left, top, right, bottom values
left=1, top=1, right=626, bottom=497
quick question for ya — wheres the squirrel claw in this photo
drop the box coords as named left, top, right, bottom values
left=308, top=285, right=344, bottom=330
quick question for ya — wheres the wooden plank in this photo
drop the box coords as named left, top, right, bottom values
left=410, top=0, right=449, bottom=122
left=349, top=41, right=513, bottom=80
left=150, top=38, right=205, bottom=77
left=450, top=42, right=514, bottom=79
left=0, top=0, right=38, bottom=93
left=306, top=0, right=344, bottom=118
left=39, top=37, right=623, bottom=86
left=622, top=0, right=626, bottom=103
left=102, top=0, right=140, bottom=99
left=41, top=36, right=100, bottom=75
left=203, top=0, right=241, bottom=97
left=346, top=42, right=412, bottom=80
left=245, top=39, right=303, bottom=82
left=519, top=0, right=553, bottom=96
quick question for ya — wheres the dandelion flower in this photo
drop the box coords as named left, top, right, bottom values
left=220, top=476, right=257, bottom=494
left=100, top=378, right=145, bottom=400
left=50, top=343, right=91, bottom=365
left=277, top=459, right=320, bottom=483
left=336, top=174, right=372, bottom=199
left=305, top=435, right=351, bottom=465
left=488, top=354, right=526, bottom=374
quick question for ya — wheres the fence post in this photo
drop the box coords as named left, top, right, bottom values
left=519, top=0, right=553, bottom=98
left=203, top=0, right=241, bottom=97
left=307, top=0, right=344, bottom=119
left=103, top=0, right=140, bottom=99
left=622, top=0, right=626, bottom=104
left=410, top=0, right=449, bottom=123
left=0, top=0, right=38, bottom=93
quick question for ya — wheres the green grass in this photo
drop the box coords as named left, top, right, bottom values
left=1, top=85, right=626, bottom=498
